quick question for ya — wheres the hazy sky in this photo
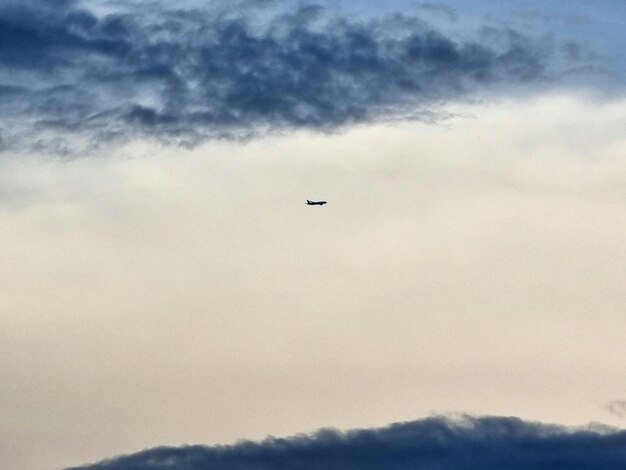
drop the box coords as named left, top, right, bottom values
left=1, top=1, right=625, bottom=469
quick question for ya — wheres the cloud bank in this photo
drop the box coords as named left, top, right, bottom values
left=67, top=416, right=626, bottom=470
left=0, top=0, right=553, bottom=153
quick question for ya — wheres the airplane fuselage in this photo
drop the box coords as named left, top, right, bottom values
left=306, top=200, right=327, bottom=205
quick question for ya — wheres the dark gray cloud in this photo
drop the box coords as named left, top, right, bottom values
left=66, top=415, right=626, bottom=470
left=0, top=1, right=556, bottom=153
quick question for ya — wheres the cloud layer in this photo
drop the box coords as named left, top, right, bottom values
left=67, top=415, right=626, bottom=470
left=0, top=0, right=552, bottom=153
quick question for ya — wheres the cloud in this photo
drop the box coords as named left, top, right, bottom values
left=417, top=2, right=458, bottom=21
left=0, top=1, right=557, bottom=154
left=66, top=415, right=626, bottom=470
left=607, top=401, right=626, bottom=419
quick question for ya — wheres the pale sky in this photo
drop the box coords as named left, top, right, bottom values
left=1, top=1, right=625, bottom=469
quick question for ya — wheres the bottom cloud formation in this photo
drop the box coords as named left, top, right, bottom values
left=68, top=415, right=626, bottom=469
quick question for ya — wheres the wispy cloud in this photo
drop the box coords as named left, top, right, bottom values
left=66, top=415, right=626, bottom=469
left=417, top=2, right=458, bottom=21
left=0, top=0, right=555, bottom=154
left=607, top=401, right=626, bottom=419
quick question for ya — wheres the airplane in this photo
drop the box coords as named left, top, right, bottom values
left=306, top=199, right=327, bottom=206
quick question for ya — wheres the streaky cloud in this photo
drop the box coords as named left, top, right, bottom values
left=67, top=415, right=626, bottom=470
left=0, top=1, right=558, bottom=154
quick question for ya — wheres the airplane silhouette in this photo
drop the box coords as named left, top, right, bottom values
left=306, top=200, right=327, bottom=206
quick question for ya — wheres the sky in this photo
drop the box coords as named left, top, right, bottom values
left=1, top=1, right=625, bottom=469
